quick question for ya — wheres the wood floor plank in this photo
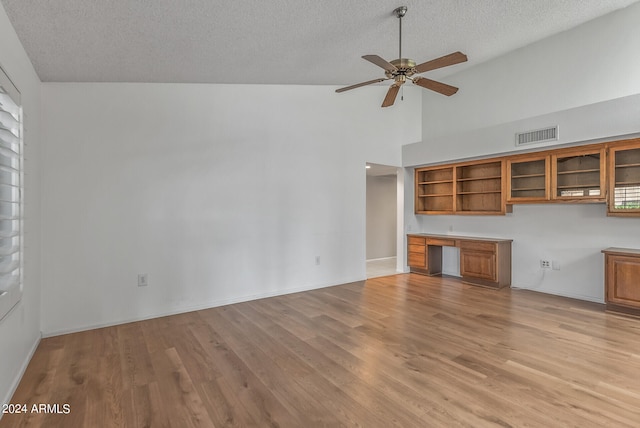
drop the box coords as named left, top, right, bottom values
left=4, top=273, right=640, bottom=427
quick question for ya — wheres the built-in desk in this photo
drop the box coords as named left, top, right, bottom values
left=407, top=234, right=512, bottom=288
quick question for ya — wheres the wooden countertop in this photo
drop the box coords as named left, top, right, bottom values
left=408, top=233, right=513, bottom=243
left=602, top=247, right=640, bottom=256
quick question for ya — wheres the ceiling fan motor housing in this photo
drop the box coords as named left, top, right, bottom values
left=385, top=58, right=417, bottom=78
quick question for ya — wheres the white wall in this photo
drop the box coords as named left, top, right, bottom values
left=366, top=174, right=397, bottom=260
left=41, top=83, right=421, bottom=335
left=0, top=2, right=42, bottom=410
left=403, top=3, right=640, bottom=303
left=421, top=1, right=640, bottom=140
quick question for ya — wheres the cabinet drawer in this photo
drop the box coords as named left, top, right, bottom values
left=408, top=252, right=426, bottom=268
left=408, top=236, right=426, bottom=245
left=408, top=244, right=426, bottom=254
left=459, top=240, right=496, bottom=252
left=426, top=238, right=456, bottom=247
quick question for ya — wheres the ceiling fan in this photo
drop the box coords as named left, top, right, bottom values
left=336, top=6, right=467, bottom=107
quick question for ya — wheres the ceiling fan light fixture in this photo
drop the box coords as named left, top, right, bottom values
left=335, top=6, right=468, bottom=107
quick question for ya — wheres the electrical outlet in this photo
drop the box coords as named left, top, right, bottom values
left=540, top=260, right=551, bottom=269
left=138, top=273, right=148, bottom=287
left=315, top=256, right=321, bottom=266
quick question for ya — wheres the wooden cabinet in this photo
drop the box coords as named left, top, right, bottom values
left=552, top=147, right=605, bottom=202
left=608, top=143, right=640, bottom=216
left=407, top=234, right=512, bottom=288
left=415, top=166, right=454, bottom=214
left=456, top=161, right=505, bottom=214
left=602, top=248, right=640, bottom=316
left=415, top=160, right=505, bottom=215
left=415, top=137, right=640, bottom=216
left=507, top=154, right=550, bottom=203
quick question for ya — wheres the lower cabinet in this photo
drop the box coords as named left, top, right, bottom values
left=407, top=236, right=428, bottom=273
left=603, top=248, right=640, bottom=316
left=460, top=249, right=496, bottom=282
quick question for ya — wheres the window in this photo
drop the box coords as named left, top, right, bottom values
left=0, top=65, right=22, bottom=322
left=614, top=186, right=640, bottom=209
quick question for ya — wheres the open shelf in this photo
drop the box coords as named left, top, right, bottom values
left=507, top=156, right=549, bottom=203
left=456, top=161, right=503, bottom=214
left=552, top=149, right=604, bottom=200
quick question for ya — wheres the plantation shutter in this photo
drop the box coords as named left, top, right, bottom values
left=0, top=66, right=22, bottom=322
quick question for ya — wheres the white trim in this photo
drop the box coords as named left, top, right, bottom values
left=0, top=333, right=40, bottom=421
left=366, top=256, right=396, bottom=262
left=42, top=276, right=366, bottom=338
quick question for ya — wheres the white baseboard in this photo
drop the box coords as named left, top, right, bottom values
left=42, top=276, right=366, bottom=338
left=366, top=256, right=397, bottom=262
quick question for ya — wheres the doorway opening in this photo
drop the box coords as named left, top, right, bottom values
left=366, top=163, right=404, bottom=278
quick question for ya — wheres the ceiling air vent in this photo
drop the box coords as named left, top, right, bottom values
left=515, top=126, right=558, bottom=146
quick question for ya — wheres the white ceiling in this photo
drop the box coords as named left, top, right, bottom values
left=2, top=0, right=639, bottom=85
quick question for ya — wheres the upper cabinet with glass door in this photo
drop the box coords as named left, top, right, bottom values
left=609, top=142, right=640, bottom=216
left=551, top=147, right=606, bottom=202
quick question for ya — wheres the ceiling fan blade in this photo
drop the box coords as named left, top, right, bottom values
left=362, top=55, right=398, bottom=73
left=335, top=78, right=388, bottom=93
left=381, top=84, right=400, bottom=107
left=414, top=51, right=467, bottom=74
left=413, top=77, right=459, bottom=96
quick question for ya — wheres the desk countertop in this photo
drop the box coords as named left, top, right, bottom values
left=408, top=233, right=512, bottom=243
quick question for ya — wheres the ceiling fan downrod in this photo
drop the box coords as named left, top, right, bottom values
left=394, top=6, right=407, bottom=61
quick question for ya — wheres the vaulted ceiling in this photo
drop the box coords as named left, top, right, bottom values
left=2, top=0, right=638, bottom=85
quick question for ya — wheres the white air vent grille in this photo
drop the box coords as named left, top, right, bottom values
left=515, top=126, right=558, bottom=146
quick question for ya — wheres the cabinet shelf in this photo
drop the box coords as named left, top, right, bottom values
left=456, top=176, right=501, bottom=182
left=616, top=163, right=640, bottom=169
left=614, top=181, right=640, bottom=186
left=418, top=193, right=454, bottom=197
left=418, top=180, right=453, bottom=185
left=457, top=190, right=502, bottom=195
left=556, top=183, right=600, bottom=190
left=512, top=186, right=546, bottom=192
left=511, top=173, right=545, bottom=179
left=556, top=168, right=600, bottom=175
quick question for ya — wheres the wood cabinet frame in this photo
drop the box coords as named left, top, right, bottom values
left=506, top=153, right=551, bottom=203
left=414, top=137, right=640, bottom=217
left=551, top=147, right=606, bottom=202
left=415, top=159, right=506, bottom=216
left=602, top=247, right=640, bottom=316
left=607, top=142, right=640, bottom=216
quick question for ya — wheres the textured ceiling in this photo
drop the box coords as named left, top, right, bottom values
left=2, top=0, right=639, bottom=85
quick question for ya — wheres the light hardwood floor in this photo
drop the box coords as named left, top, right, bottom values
left=3, top=274, right=640, bottom=427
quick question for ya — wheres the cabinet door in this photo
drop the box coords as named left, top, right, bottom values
left=606, top=255, right=640, bottom=308
left=608, top=144, right=640, bottom=216
left=552, top=148, right=605, bottom=201
left=507, top=155, right=550, bottom=203
left=460, top=250, right=496, bottom=281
